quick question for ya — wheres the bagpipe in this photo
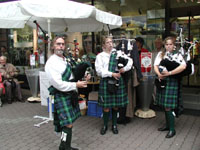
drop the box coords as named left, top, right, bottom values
left=64, top=39, right=92, bottom=82
left=159, top=28, right=196, bottom=79
left=65, top=56, right=91, bottom=83
left=106, top=38, right=134, bottom=94
left=106, top=49, right=129, bottom=94
left=64, top=40, right=92, bottom=107
left=115, top=38, right=135, bottom=85
left=68, top=59, right=91, bottom=82
left=159, top=58, right=194, bottom=79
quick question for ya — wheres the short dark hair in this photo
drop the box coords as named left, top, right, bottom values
left=135, top=37, right=144, bottom=46
left=0, top=46, right=6, bottom=49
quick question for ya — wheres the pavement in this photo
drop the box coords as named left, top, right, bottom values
left=0, top=89, right=200, bottom=150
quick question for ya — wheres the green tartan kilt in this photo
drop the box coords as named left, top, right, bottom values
left=54, top=93, right=81, bottom=127
left=156, top=77, right=179, bottom=109
left=98, top=77, right=128, bottom=108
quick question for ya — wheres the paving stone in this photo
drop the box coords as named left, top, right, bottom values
left=0, top=89, right=199, bottom=150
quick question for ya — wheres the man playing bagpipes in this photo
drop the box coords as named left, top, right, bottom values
left=45, top=36, right=90, bottom=150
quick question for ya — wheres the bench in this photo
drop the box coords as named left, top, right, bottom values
left=18, top=81, right=24, bottom=84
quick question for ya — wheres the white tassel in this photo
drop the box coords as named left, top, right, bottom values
left=187, top=54, right=190, bottom=61
left=61, top=131, right=67, bottom=142
left=63, top=133, right=67, bottom=142
left=180, top=47, right=185, bottom=56
left=127, top=39, right=132, bottom=50
left=61, top=132, right=64, bottom=140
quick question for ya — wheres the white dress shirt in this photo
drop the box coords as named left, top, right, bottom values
left=154, top=51, right=186, bottom=66
left=45, top=54, right=77, bottom=92
left=95, top=49, right=133, bottom=78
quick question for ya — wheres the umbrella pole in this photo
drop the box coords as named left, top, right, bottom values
left=47, top=19, right=51, bottom=59
left=33, top=20, right=48, bottom=62
left=33, top=95, right=53, bottom=128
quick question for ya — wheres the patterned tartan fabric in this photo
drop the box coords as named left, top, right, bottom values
left=48, top=65, right=81, bottom=128
left=156, top=77, right=179, bottom=109
left=98, top=51, right=128, bottom=108
left=54, top=93, right=81, bottom=127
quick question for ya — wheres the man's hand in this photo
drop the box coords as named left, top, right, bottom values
left=76, top=80, right=88, bottom=88
left=158, top=73, right=165, bottom=80
left=84, top=74, right=91, bottom=82
left=119, top=68, right=125, bottom=74
left=112, top=72, right=121, bottom=80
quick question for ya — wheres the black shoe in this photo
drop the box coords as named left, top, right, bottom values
left=71, top=147, right=79, bottom=150
left=117, top=117, right=131, bottom=125
left=165, top=130, right=176, bottom=138
left=158, top=126, right=169, bottom=131
left=112, top=125, right=118, bottom=134
left=125, top=117, right=131, bottom=124
left=117, top=119, right=126, bottom=125
left=18, top=98, right=25, bottom=103
left=100, top=126, right=107, bottom=135
left=8, top=100, right=12, bottom=104
left=59, top=145, right=79, bottom=150
left=0, top=99, right=2, bottom=107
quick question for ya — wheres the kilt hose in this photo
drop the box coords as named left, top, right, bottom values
left=98, top=51, right=128, bottom=108
left=156, top=77, right=179, bottom=109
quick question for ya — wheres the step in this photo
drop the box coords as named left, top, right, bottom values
left=182, top=88, right=200, bottom=110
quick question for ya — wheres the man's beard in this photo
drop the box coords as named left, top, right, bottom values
left=55, top=49, right=64, bottom=55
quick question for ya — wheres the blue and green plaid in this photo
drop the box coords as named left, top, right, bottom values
left=48, top=65, right=81, bottom=128
left=98, top=51, right=128, bottom=108
left=156, top=77, right=179, bottom=109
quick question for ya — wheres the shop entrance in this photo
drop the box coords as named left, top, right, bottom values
left=170, top=14, right=200, bottom=110
left=170, top=15, right=200, bottom=88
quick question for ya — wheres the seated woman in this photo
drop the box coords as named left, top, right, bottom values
left=0, top=72, right=5, bottom=107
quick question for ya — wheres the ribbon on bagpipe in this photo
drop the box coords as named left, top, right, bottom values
left=66, top=39, right=79, bottom=58
left=176, top=27, right=198, bottom=61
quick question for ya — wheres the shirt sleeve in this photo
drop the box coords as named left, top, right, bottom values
left=95, top=53, right=112, bottom=78
left=45, top=58, right=77, bottom=92
left=154, top=51, right=162, bottom=66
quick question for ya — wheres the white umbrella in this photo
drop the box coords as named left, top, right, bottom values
left=0, top=1, right=29, bottom=28
left=0, top=0, right=122, bottom=55
left=19, top=0, right=122, bottom=33
left=0, top=0, right=122, bottom=32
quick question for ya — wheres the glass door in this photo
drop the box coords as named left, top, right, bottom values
left=170, top=15, right=200, bottom=87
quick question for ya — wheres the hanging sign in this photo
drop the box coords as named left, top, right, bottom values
left=40, top=54, right=45, bottom=64
left=141, top=52, right=152, bottom=68
left=30, top=54, right=36, bottom=66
